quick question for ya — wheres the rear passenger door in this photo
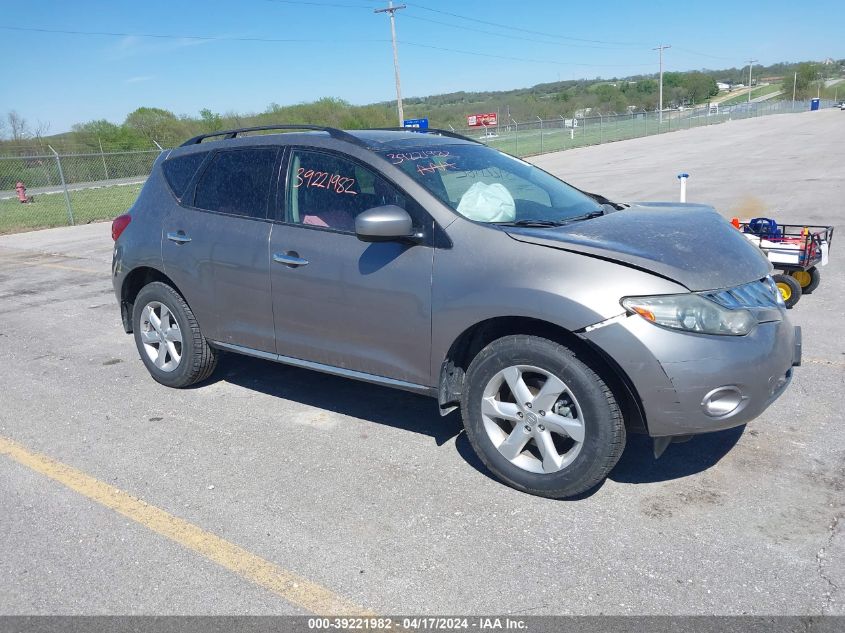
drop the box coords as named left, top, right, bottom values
left=161, top=146, right=280, bottom=353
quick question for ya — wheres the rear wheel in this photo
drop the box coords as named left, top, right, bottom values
left=460, top=335, right=625, bottom=499
left=790, top=266, right=820, bottom=294
left=773, top=273, right=802, bottom=309
left=132, top=282, right=218, bottom=388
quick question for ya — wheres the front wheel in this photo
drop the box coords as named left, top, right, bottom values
left=132, top=281, right=218, bottom=388
left=460, top=335, right=625, bottom=499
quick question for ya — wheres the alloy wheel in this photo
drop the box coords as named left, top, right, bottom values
left=139, top=301, right=183, bottom=372
left=481, top=364, right=585, bottom=474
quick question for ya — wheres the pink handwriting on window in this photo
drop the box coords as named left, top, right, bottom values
left=387, top=150, right=450, bottom=165
left=294, top=168, right=357, bottom=195
left=416, top=161, right=456, bottom=176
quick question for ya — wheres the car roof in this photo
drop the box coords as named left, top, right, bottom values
left=345, top=130, right=473, bottom=149
left=171, top=126, right=478, bottom=156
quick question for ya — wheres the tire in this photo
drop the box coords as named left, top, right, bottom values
left=790, top=266, right=821, bottom=295
left=460, top=335, right=625, bottom=499
left=773, top=273, right=802, bottom=309
left=132, top=281, right=218, bottom=388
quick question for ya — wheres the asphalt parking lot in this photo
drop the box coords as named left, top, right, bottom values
left=0, top=109, right=842, bottom=616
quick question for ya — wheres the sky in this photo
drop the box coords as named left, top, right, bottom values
left=0, top=0, right=842, bottom=133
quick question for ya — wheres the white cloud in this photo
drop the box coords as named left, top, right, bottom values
left=110, top=34, right=211, bottom=59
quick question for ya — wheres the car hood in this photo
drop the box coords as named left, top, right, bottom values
left=504, top=202, right=772, bottom=291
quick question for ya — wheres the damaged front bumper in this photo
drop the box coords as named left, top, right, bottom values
left=579, top=311, right=800, bottom=438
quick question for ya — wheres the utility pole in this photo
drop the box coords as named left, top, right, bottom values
left=653, top=44, right=670, bottom=124
left=746, top=59, right=758, bottom=103
left=792, top=71, right=797, bottom=110
left=375, top=1, right=407, bottom=127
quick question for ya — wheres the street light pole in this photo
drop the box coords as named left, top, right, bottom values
left=746, top=58, right=758, bottom=103
left=375, top=1, right=407, bottom=127
left=653, top=44, right=671, bottom=124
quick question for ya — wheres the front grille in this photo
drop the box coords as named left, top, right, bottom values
left=700, top=277, right=782, bottom=309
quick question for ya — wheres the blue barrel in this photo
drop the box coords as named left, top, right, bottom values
left=810, top=98, right=821, bottom=111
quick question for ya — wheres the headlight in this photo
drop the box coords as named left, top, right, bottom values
left=765, top=275, right=786, bottom=307
left=621, top=294, right=757, bottom=336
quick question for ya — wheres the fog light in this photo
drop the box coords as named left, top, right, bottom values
left=701, top=386, right=745, bottom=417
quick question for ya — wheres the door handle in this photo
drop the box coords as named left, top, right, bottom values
left=273, top=252, right=309, bottom=268
left=167, top=231, right=192, bottom=244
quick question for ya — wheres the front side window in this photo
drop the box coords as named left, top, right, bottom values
left=286, top=150, right=405, bottom=232
left=380, top=144, right=600, bottom=224
left=193, top=148, right=277, bottom=219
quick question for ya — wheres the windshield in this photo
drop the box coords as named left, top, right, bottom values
left=380, top=144, right=601, bottom=224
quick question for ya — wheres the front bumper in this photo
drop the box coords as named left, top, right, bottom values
left=581, top=312, right=800, bottom=437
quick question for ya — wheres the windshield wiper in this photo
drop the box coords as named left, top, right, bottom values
left=568, top=209, right=607, bottom=222
left=493, top=219, right=572, bottom=227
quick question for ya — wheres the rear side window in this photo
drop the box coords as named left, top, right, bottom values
left=162, top=152, right=206, bottom=200
left=194, top=148, right=278, bottom=219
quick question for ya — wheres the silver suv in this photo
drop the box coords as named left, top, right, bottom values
left=112, top=125, right=801, bottom=498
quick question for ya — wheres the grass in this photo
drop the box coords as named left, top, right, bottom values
left=0, top=183, right=141, bottom=234
left=481, top=108, right=742, bottom=157
left=719, top=84, right=782, bottom=106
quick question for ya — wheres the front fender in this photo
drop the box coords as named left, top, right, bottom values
left=430, top=221, right=687, bottom=380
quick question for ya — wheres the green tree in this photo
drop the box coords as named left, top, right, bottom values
left=782, top=63, right=819, bottom=100
left=199, top=108, right=223, bottom=133
left=124, top=107, right=182, bottom=145
left=683, top=72, right=718, bottom=104
left=71, top=119, right=144, bottom=150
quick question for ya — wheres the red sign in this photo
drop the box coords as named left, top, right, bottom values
left=466, top=112, right=498, bottom=127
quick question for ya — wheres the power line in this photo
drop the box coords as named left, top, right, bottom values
left=401, top=41, right=653, bottom=68
left=269, top=0, right=733, bottom=62
left=401, top=13, right=639, bottom=50
left=404, top=2, right=649, bottom=47
left=0, top=25, right=654, bottom=68
left=264, top=0, right=381, bottom=8
left=0, top=25, right=385, bottom=43
left=672, top=46, right=735, bottom=61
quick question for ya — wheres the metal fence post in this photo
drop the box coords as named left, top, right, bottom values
left=48, top=144, right=74, bottom=226
left=99, top=137, right=110, bottom=180
left=537, top=116, right=544, bottom=153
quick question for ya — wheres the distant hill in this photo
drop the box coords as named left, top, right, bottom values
left=2, top=59, right=842, bottom=154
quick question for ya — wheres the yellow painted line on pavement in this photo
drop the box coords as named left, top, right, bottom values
left=28, top=261, right=102, bottom=274
left=0, top=434, right=373, bottom=616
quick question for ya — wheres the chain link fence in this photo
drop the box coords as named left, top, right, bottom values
left=458, top=99, right=835, bottom=157
left=0, top=149, right=161, bottom=234
left=0, top=99, right=835, bottom=235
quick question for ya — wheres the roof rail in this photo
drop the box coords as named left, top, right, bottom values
left=179, top=125, right=368, bottom=148
left=373, top=127, right=483, bottom=144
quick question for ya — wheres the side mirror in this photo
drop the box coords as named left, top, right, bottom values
left=355, top=205, right=415, bottom=243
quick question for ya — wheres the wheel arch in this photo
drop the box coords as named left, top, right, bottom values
left=437, top=316, right=648, bottom=434
left=119, top=266, right=182, bottom=333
